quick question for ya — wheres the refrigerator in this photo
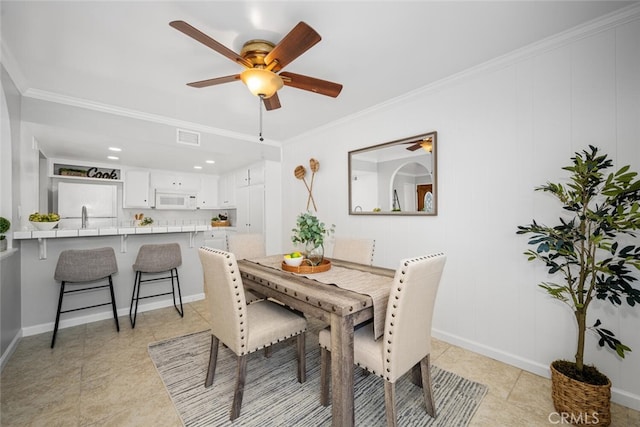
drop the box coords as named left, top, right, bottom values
left=57, top=182, right=118, bottom=229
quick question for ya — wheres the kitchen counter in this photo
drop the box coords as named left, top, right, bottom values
left=13, top=225, right=236, bottom=260
left=13, top=225, right=236, bottom=240
left=17, top=229, right=220, bottom=335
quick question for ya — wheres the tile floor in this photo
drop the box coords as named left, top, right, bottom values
left=1, top=300, right=639, bottom=426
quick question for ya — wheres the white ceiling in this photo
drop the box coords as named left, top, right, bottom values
left=1, top=1, right=635, bottom=175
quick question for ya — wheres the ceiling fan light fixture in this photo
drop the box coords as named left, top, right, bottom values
left=240, top=68, right=283, bottom=98
left=420, top=139, right=433, bottom=152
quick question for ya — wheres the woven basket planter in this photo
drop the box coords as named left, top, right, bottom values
left=551, top=362, right=611, bottom=426
left=211, top=220, right=230, bottom=227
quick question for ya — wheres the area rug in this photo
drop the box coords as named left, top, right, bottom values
left=148, top=325, right=487, bottom=426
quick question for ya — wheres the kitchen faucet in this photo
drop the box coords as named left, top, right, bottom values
left=81, top=205, right=88, bottom=229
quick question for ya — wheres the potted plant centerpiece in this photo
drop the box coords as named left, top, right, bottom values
left=0, top=216, right=10, bottom=252
left=517, top=146, right=640, bottom=425
left=291, top=211, right=334, bottom=266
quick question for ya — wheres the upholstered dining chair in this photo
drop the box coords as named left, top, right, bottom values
left=226, top=233, right=266, bottom=260
left=198, top=247, right=307, bottom=421
left=226, top=233, right=267, bottom=303
left=319, top=252, right=446, bottom=427
left=331, top=237, right=376, bottom=265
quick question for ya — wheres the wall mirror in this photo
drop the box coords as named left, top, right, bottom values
left=349, top=131, right=437, bottom=216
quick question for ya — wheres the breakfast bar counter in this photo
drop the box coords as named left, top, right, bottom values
left=16, top=225, right=235, bottom=335
left=14, top=225, right=235, bottom=259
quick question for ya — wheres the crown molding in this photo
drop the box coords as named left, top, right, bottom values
left=21, top=88, right=282, bottom=147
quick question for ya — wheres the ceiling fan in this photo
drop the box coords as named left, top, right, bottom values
left=405, top=136, right=434, bottom=152
left=169, top=20, right=343, bottom=110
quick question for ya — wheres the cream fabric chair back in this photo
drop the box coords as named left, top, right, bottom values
left=319, top=252, right=446, bottom=426
left=198, top=246, right=307, bottom=421
left=331, top=237, right=376, bottom=265
left=384, top=253, right=446, bottom=382
left=227, top=233, right=266, bottom=260
left=226, top=233, right=266, bottom=303
left=198, top=247, right=248, bottom=354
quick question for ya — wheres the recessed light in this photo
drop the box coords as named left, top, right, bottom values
left=107, top=156, right=119, bottom=160
left=108, top=147, right=122, bottom=152
left=193, top=165, right=202, bottom=169
left=206, top=160, right=215, bottom=164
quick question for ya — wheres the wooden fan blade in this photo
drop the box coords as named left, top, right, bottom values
left=187, top=74, right=240, bottom=88
left=265, top=22, right=321, bottom=71
left=280, top=72, right=343, bottom=98
left=406, top=143, right=422, bottom=151
left=263, top=93, right=282, bottom=110
left=170, top=20, right=252, bottom=68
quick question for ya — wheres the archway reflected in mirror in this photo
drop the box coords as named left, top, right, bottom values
left=389, top=162, right=433, bottom=212
left=348, top=131, right=437, bottom=215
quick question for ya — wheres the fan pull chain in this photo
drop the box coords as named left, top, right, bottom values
left=258, top=95, right=264, bottom=142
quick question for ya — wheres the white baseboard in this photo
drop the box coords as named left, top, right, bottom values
left=432, top=328, right=640, bottom=412
left=0, top=330, right=23, bottom=372
left=20, top=293, right=206, bottom=337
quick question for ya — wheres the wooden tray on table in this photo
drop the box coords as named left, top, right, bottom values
left=282, top=259, right=331, bottom=274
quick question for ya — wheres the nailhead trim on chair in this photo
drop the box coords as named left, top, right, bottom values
left=319, top=253, right=446, bottom=381
left=384, top=253, right=444, bottom=381
left=200, top=246, right=307, bottom=356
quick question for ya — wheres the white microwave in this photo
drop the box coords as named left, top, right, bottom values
left=155, top=190, right=198, bottom=210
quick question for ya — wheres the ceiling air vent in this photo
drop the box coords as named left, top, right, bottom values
left=176, top=128, right=200, bottom=147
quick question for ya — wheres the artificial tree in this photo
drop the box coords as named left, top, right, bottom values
left=517, top=145, right=640, bottom=383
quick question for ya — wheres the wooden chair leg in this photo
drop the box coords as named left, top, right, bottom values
left=264, top=346, right=272, bottom=358
left=420, top=354, right=436, bottom=418
left=383, top=380, right=398, bottom=427
left=411, top=362, right=422, bottom=386
left=320, top=346, right=330, bottom=406
left=230, top=354, right=248, bottom=421
left=297, top=332, right=306, bottom=383
left=205, top=335, right=219, bottom=387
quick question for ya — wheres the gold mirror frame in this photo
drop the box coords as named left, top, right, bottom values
left=348, top=131, right=437, bottom=216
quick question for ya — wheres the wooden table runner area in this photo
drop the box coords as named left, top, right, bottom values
left=250, top=255, right=393, bottom=339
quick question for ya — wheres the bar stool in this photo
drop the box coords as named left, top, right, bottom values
left=129, top=243, right=183, bottom=328
left=52, top=247, right=120, bottom=348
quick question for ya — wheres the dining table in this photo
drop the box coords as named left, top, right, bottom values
left=237, top=255, right=396, bottom=427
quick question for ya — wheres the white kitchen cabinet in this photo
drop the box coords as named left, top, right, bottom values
left=235, top=184, right=264, bottom=234
left=151, top=172, right=200, bottom=191
left=218, top=173, right=236, bottom=207
left=235, top=162, right=264, bottom=187
left=123, top=170, right=151, bottom=208
left=198, top=175, right=219, bottom=209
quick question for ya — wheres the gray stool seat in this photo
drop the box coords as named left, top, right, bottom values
left=129, top=243, right=183, bottom=328
left=52, top=247, right=120, bottom=348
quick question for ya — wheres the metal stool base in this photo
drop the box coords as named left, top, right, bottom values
left=51, top=276, right=120, bottom=348
left=129, top=268, right=183, bottom=328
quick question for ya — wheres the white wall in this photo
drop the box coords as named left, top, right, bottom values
left=1, top=65, right=23, bottom=366
left=281, top=11, right=640, bottom=409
